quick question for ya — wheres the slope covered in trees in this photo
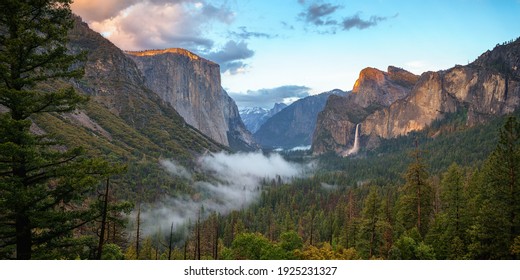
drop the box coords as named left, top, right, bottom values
left=123, top=114, right=520, bottom=260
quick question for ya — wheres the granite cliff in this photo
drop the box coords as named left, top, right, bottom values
left=126, top=49, right=256, bottom=151
left=313, top=67, right=418, bottom=154
left=313, top=38, right=520, bottom=155
left=45, top=16, right=226, bottom=163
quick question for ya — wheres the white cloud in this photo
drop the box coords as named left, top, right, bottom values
left=405, top=60, right=430, bottom=75
left=72, top=1, right=233, bottom=52
left=160, top=159, right=192, bottom=180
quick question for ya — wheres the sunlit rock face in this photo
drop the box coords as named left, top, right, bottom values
left=351, top=66, right=419, bottom=108
left=126, top=49, right=257, bottom=151
left=313, top=38, right=520, bottom=155
left=312, top=67, right=418, bottom=154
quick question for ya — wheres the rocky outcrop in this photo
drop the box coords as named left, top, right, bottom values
left=255, top=89, right=347, bottom=149
left=351, top=66, right=419, bottom=108
left=313, top=38, right=520, bottom=155
left=362, top=66, right=518, bottom=139
left=312, top=67, right=418, bottom=154
left=126, top=49, right=256, bottom=151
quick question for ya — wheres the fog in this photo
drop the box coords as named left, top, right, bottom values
left=320, top=182, right=339, bottom=190
left=133, top=151, right=314, bottom=238
left=159, top=159, right=192, bottom=180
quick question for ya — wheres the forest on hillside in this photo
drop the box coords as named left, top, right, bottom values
left=122, top=115, right=520, bottom=260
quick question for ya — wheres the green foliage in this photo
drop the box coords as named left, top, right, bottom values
left=101, top=243, right=124, bottom=260
left=468, top=116, right=520, bottom=259
left=279, top=230, right=303, bottom=252
left=194, top=115, right=520, bottom=260
left=397, top=146, right=433, bottom=237
left=357, top=187, right=382, bottom=258
left=297, top=243, right=360, bottom=260
left=426, top=163, right=471, bottom=259
left=228, top=233, right=286, bottom=260
left=0, top=0, right=125, bottom=260
left=389, top=229, right=435, bottom=260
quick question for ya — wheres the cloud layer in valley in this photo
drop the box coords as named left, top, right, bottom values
left=136, top=152, right=314, bottom=237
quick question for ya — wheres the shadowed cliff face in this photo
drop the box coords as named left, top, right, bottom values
left=254, top=90, right=347, bottom=149
left=126, top=49, right=257, bottom=151
left=313, top=38, right=520, bottom=156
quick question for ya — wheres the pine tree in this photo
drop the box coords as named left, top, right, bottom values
left=0, top=0, right=116, bottom=259
left=357, top=187, right=382, bottom=258
left=397, top=142, right=433, bottom=237
left=93, top=177, right=132, bottom=260
left=472, top=116, right=520, bottom=259
left=426, top=163, right=469, bottom=259
left=441, top=163, right=468, bottom=256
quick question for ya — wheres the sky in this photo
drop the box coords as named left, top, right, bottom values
left=71, top=0, right=520, bottom=109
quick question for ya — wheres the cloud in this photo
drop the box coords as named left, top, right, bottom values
left=295, top=1, right=396, bottom=33
left=134, top=151, right=315, bottom=238
left=299, top=3, right=342, bottom=26
left=72, top=0, right=203, bottom=22
left=281, top=21, right=295, bottom=30
left=405, top=60, right=430, bottom=75
left=230, top=85, right=312, bottom=109
left=71, top=0, right=139, bottom=22
left=160, top=159, right=192, bottom=180
left=342, top=13, right=391, bottom=30
left=72, top=1, right=259, bottom=75
left=229, top=26, right=276, bottom=40
left=320, top=182, right=339, bottom=190
left=200, top=3, right=235, bottom=24
left=206, top=41, right=255, bottom=74
left=72, top=1, right=233, bottom=52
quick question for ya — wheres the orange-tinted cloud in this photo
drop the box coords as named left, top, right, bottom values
left=71, top=1, right=233, bottom=51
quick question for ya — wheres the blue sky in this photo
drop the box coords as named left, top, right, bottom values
left=72, top=0, right=520, bottom=109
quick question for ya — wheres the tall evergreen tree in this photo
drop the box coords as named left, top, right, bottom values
left=357, top=187, right=382, bottom=258
left=426, top=163, right=469, bottom=259
left=0, top=0, right=112, bottom=259
left=397, top=142, right=433, bottom=237
left=472, top=116, right=520, bottom=259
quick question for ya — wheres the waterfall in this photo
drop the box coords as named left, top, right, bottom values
left=343, top=123, right=360, bottom=157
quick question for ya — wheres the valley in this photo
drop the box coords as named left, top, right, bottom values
left=1, top=1, right=520, bottom=262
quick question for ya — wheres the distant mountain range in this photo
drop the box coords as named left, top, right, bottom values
left=253, top=89, right=348, bottom=149
left=239, top=103, right=287, bottom=133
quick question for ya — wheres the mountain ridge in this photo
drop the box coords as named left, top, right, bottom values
left=239, top=103, right=287, bottom=134
left=313, top=37, right=520, bottom=155
left=44, top=16, right=228, bottom=165
left=255, top=89, right=347, bottom=149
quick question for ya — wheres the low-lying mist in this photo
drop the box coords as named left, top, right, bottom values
left=132, top=151, right=315, bottom=238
